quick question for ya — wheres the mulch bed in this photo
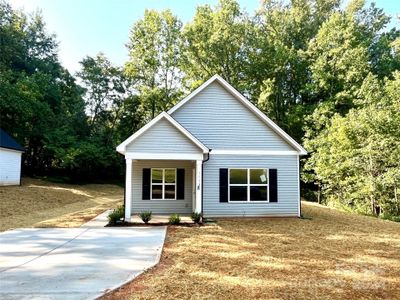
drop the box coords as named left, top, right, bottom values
left=106, top=222, right=206, bottom=227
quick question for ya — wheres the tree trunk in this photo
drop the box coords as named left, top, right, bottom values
left=370, top=195, right=377, bottom=216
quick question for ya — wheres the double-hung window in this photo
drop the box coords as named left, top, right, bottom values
left=229, top=168, right=268, bottom=202
left=151, top=168, right=176, bottom=200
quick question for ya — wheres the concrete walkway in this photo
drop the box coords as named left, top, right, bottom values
left=0, top=226, right=166, bottom=300
left=81, top=209, right=112, bottom=228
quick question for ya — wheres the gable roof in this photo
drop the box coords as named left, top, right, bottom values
left=0, top=128, right=24, bottom=152
left=117, top=112, right=209, bottom=154
left=168, top=75, right=307, bottom=155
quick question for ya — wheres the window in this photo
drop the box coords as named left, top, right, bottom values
left=229, top=168, right=268, bottom=202
left=151, top=168, right=176, bottom=200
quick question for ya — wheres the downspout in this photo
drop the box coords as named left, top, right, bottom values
left=201, top=150, right=211, bottom=216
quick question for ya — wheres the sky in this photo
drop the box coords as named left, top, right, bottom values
left=9, top=0, right=400, bottom=74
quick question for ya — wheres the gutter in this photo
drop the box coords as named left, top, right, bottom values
left=0, top=146, right=25, bottom=152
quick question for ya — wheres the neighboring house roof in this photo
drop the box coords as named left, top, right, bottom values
left=168, top=75, right=307, bottom=155
left=117, top=112, right=209, bottom=154
left=0, top=128, right=24, bottom=152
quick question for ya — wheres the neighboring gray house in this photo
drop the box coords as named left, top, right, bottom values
left=117, top=75, right=307, bottom=221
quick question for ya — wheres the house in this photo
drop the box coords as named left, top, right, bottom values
left=117, top=75, right=307, bottom=221
left=0, top=129, right=24, bottom=186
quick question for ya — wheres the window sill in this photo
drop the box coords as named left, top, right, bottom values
left=227, top=201, right=270, bottom=203
left=148, top=199, right=180, bottom=201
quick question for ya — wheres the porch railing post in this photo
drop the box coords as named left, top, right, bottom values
left=195, top=160, right=202, bottom=213
left=125, top=158, right=132, bottom=221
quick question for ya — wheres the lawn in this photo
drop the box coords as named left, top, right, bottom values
left=102, top=202, right=400, bottom=300
left=0, top=177, right=123, bottom=231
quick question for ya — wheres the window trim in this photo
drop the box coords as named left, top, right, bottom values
left=228, top=168, right=269, bottom=203
left=150, top=168, right=177, bottom=200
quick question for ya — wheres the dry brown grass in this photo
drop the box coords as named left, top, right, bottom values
left=0, top=177, right=123, bottom=231
left=102, top=202, right=400, bottom=300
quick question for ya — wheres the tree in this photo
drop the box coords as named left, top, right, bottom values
left=181, top=0, right=251, bottom=93
left=0, top=2, right=86, bottom=175
left=125, top=9, right=183, bottom=120
left=303, top=73, right=400, bottom=219
left=302, top=2, right=399, bottom=213
left=351, top=0, right=400, bottom=79
left=253, top=0, right=340, bottom=139
left=307, top=11, right=369, bottom=107
left=75, top=53, right=143, bottom=180
left=303, top=6, right=372, bottom=145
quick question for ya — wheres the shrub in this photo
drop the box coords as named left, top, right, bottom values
left=169, top=213, right=181, bottom=225
left=139, top=211, right=152, bottom=224
left=380, top=213, right=400, bottom=223
left=191, top=212, right=202, bottom=224
left=108, top=206, right=124, bottom=224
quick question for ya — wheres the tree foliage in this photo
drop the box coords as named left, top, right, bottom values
left=181, top=0, right=251, bottom=92
left=125, top=9, right=183, bottom=120
left=0, top=1, right=86, bottom=176
left=304, top=73, right=400, bottom=219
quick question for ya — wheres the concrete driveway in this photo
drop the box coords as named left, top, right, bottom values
left=0, top=227, right=166, bottom=300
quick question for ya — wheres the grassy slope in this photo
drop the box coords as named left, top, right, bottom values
left=102, top=201, right=400, bottom=300
left=0, top=177, right=123, bottom=231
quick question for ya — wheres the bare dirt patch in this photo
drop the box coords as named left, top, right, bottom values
left=101, top=202, right=400, bottom=300
left=0, top=177, right=123, bottom=231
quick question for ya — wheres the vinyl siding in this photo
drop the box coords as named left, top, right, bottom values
left=203, top=155, right=299, bottom=217
left=171, top=81, right=294, bottom=151
left=126, top=118, right=202, bottom=154
left=0, top=148, right=22, bottom=186
left=131, top=160, right=194, bottom=214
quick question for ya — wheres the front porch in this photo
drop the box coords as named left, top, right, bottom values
left=124, top=157, right=204, bottom=222
left=116, top=112, right=209, bottom=222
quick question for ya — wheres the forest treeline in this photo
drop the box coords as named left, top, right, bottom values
left=0, top=0, right=399, bottom=219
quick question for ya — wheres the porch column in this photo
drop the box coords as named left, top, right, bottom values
left=125, top=158, right=132, bottom=222
left=195, top=160, right=202, bottom=213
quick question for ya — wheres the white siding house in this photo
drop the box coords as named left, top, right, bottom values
left=117, top=75, right=307, bottom=221
left=0, top=129, right=24, bottom=186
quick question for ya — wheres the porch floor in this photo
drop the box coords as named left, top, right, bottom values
left=130, top=214, right=193, bottom=224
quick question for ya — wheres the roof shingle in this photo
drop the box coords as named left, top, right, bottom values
left=0, top=129, right=24, bottom=151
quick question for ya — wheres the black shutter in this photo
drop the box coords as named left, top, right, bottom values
left=142, top=168, right=151, bottom=200
left=269, top=169, right=278, bottom=202
left=177, top=169, right=185, bottom=200
left=219, top=168, right=228, bottom=202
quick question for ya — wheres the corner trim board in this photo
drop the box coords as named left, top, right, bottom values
left=297, top=154, right=301, bottom=217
